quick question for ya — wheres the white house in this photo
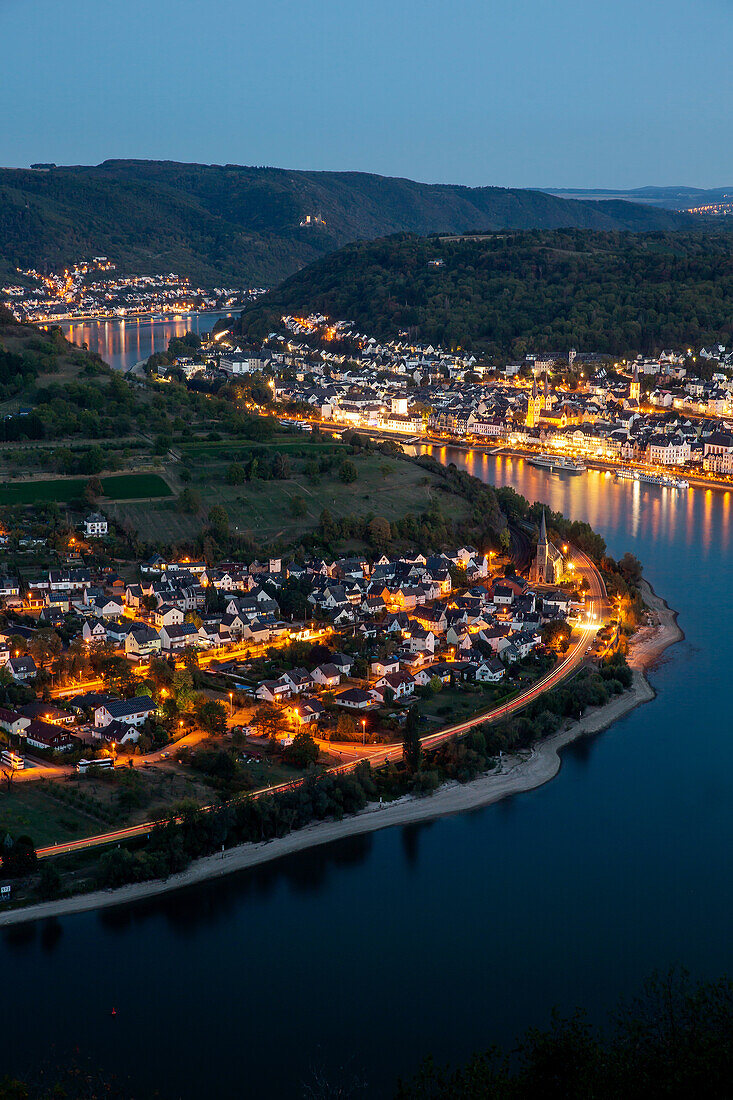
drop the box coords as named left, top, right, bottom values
left=84, top=513, right=108, bottom=538
left=94, top=697, right=158, bottom=728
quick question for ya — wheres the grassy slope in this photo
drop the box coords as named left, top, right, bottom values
left=108, top=449, right=471, bottom=545
left=0, top=160, right=696, bottom=286
left=238, top=229, right=733, bottom=356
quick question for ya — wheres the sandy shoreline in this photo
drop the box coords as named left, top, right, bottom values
left=0, top=584, right=682, bottom=927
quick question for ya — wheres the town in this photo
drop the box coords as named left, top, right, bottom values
left=180, top=312, right=733, bottom=485
left=0, top=514, right=602, bottom=772
left=1, top=257, right=265, bottom=323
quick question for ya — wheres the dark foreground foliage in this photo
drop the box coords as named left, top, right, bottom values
left=396, top=970, right=733, bottom=1100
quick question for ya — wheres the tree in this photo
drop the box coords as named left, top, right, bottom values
left=368, top=516, right=391, bottom=547
left=1, top=834, right=37, bottom=877
left=541, top=620, right=571, bottom=652
left=253, top=703, right=284, bottom=739
left=283, top=730, right=319, bottom=768
left=194, top=699, right=228, bottom=736
left=226, top=462, right=246, bottom=485
left=336, top=713, right=357, bottom=739
left=208, top=505, right=229, bottom=538
left=403, top=706, right=422, bottom=773
left=37, top=862, right=62, bottom=900
left=290, top=494, right=307, bottom=518
left=178, top=487, right=202, bottom=514
left=339, top=459, right=358, bottom=484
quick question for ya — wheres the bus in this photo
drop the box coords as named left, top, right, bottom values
left=0, top=749, right=24, bottom=770
left=76, top=758, right=114, bottom=773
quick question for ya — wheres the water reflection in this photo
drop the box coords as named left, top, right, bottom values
left=60, top=311, right=233, bottom=372
left=410, top=444, right=727, bottom=560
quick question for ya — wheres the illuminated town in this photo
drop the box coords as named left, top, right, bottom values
left=1, top=257, right=265, bottom=323
left=181, top=312, right=733, bottom=488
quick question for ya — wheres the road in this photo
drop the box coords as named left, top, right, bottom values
left=35, top=547, right=607, bottom=860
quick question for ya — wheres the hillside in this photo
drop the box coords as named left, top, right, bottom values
left=0, top=160, right=697, bottom=287
left=237, top=229, right=733, bottom=357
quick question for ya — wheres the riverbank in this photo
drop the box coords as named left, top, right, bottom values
left=0, top=588, right=681, bottom=927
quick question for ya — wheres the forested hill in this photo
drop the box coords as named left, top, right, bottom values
left=0, top=160, right=696, bottom=287
left=237, top=229, right=733, bottom=358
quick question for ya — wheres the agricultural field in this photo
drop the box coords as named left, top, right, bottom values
left=108, top=445, right=471, bottom=546
left=0, top=472, right=172, bottom=505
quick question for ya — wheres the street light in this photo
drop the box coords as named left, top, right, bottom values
left=362, top=718, right=366, bottom=745
left=229, top=692, right=233, bottom=716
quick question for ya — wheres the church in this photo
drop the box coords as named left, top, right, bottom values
left=530, top=510, right=565, bottom=585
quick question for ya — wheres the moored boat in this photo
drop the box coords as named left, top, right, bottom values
left=527, top=453, right=586, bottom=474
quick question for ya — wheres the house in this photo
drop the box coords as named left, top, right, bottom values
left=82, top=618, right=108, bottom=645
left=153, top=603, right=185, bottom=629
left=288, top=697, right=325, bottom=724
left=125, top=623, right=162, bottom=660
left=90, top=596, right=125, bottom=619
left=84, top=513, right=108, bottom=537
left=255, top=679, right=291, bottom=703
left=23, top=719, right=76, bottom=753
left=330, top=652, right=355, bottom=676
left=94, top=696, right=158, bottom=729
left=333, top=687, right=374, bottom=710
left=542, top=590, right=571, bottom=617
left=100, top=719, right=143, bottom=745
left=280, top=668, right=313, bottom=694
left=159, top=622, right=204, bottom=652
left=19, top=702, right=75, bottom=725
left=125, top=584, right=144, bottom=609
left=0, top=707, right=31, bottom=737
left=4, top=656, right=37, bottom=682
left=370, top=657, right=400, bottom=678
left=405, top=626, right=436, bottom=654
left=311, top=663, right=342, bottom=688
left=374, top=670, right=415, bottom=700
left=475, top=658, right=506, bottom=683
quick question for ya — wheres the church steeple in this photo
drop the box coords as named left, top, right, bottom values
left=539, top=508, right=547, bottom=548
left=526, top=373, right=540, bottom=428
left=630, top=363, right=640, bottom=402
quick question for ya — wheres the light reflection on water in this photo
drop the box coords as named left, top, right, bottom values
left=60, top=311, right=234, bottom=372
left=410, top=443, right=732, bottom=564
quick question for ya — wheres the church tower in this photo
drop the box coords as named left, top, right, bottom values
left=531, top=509, right=564, bottom=585
left=542, top=370, right=551, bottom=411
left=630, top=364, right=640, bottom=402
left=526, top=374, right=540, bottom=428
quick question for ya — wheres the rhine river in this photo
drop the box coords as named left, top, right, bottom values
left=1, top=451, right=731, bottom=1093
left=59, top=311, right=234, bottom=372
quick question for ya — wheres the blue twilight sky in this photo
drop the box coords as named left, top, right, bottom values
left=1, top=0, right=732, bottom=188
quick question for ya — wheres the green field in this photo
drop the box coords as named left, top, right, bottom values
left=0, top=783, right=102, bottom=847
left=0, top=473, right=172, bottom=505
left=109, top=451, right=470, bottom=546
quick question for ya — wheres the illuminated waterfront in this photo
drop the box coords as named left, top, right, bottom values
left=59, top=311, right=234, bottom=372
left=3, top=456, right=733, bottom=1098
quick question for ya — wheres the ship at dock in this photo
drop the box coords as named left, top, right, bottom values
left=526, top=454, right=586, bottom=474
left=615, top=468, right=689, bottom=489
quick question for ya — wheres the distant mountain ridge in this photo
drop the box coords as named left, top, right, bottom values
left=0, top=160, right=699, bottom=286
left=544, top=185, right=733, bottom=211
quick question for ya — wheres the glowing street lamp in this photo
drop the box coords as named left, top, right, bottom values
left=362, top=718, right=366, bottom=745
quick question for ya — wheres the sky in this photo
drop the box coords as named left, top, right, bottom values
left=1, top=0, right=732, bottom=189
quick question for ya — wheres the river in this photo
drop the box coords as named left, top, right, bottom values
left=0, top=450, right=729, bottom=1098
left=59, top=311, right=236, bottom=372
